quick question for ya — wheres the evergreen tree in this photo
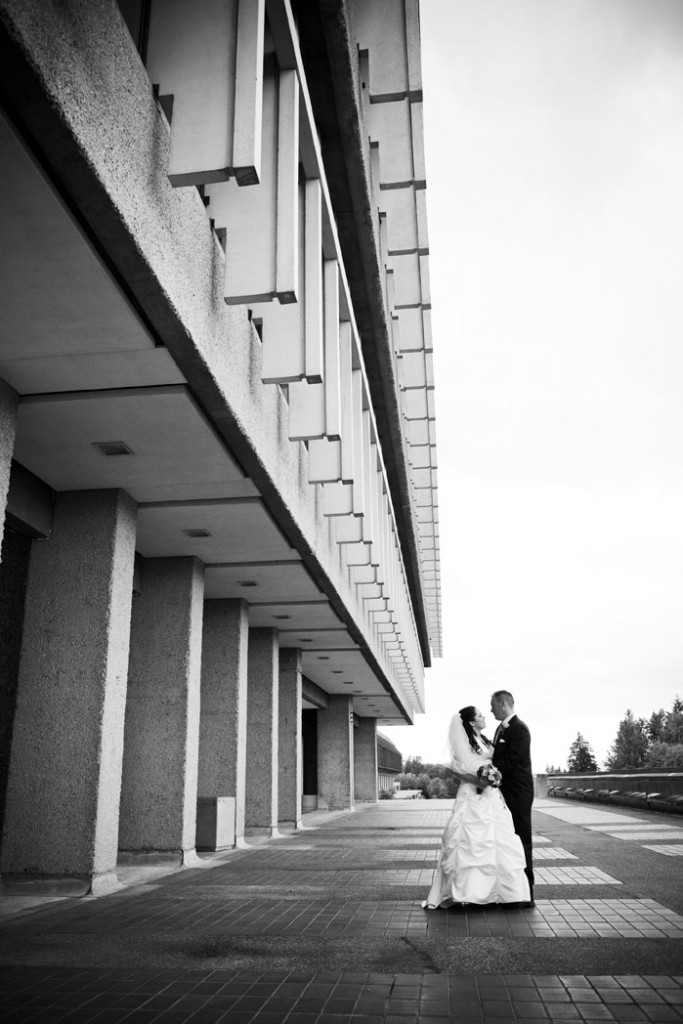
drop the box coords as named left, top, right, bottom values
left=567, top=733, right=598, bottom=772
left=403, top=756, right=425, bottom=775
left=645, top=741, right=683, bottom=769
left=661, top=696, right=683, bottom=745
left=648, top=709, right=666, bottom=742
left=605, top=709, right=649, bottom=769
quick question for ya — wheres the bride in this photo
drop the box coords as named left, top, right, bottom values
left=422, top=705, right=531, bottom=908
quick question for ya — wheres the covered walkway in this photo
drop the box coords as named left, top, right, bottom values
left=1, top=798, right=683, bottom=1021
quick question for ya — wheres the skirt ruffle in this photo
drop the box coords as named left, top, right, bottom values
left=423, top=784, right=530, bottom=907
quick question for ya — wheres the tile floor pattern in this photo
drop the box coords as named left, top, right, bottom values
left=586, top=825, right=682, bottom=833
left=11, top=890, right=683, bottom=941
left=2, top=967, right=683, bottom=1024
left=2, top=800, right=683, bottom=1022
left=537, top=803, right=683, bottom=854
left=537, top=808, right=645, bottom=825
left=532, top=847, right=578, bottom=861
left=604, top=832, right=683, bottom=842
left=534, top=866, right=622, bottom=886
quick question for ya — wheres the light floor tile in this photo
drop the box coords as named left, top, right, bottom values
left=536, top=806, right=642, bottom=825
left=604, top=831, right=683, bottom=841
left=533, top=847, right=578, bottom=861
left=535, top=866, right=621, bottom=885
left=586, top=823, right=681, bottom=832
left=643, top=844, right=683, bottom=856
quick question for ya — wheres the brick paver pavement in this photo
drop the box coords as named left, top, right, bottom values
left=1, top=798, right=682, bottom=1022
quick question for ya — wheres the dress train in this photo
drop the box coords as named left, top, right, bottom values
left=423, top=781, right=530, bottom=908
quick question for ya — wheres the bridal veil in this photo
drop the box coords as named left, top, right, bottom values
left=448, top=713, right=487, bottom=775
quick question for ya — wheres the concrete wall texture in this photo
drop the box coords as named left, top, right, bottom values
left=0, top=527, right=31, bottom=839
left=318, top=696, right=355, bottom=811
left=354, top=717, right=379, bottom=803
left=119, top=558, right=204, bottom=859
left=1, top=490, right=137, bottom=889
left=278, top=648, right=303, bottom=830
left=0, top=379, right=17, bottom=548
left=198, top=600, right=249, bottom=841
left=0, top=0, right=439, bottom=889
left=245, top=629, right=280, bottom=836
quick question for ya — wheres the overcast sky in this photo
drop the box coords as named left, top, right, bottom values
left=385, top=0, right=683, bottom=772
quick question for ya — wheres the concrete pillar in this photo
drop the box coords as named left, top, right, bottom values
left=119, top=557, right=204, bottom=864
left=0, top=527, right=32, bottom=840
left=0, top=378, right=18, bottom=559
left=354, top=717, right=378, bottom=803
left=278, top=648, right=302, bottom=831
left=245, top=628, right=279, bottom=837
left=534, top=774, right=548, bottom=798
left=0, top=490, right=137, bottom=894
left=197, top=599, right=248, bottom=849
left=318, top=694, right=354, bottom=811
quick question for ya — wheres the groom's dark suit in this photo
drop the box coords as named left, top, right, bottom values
left=492, top=714, right=534, bottom=893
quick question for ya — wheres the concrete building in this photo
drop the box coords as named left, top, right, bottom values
left=0, top=0, right=441, bottom=895
left=377, top=731, right=403, bottom=795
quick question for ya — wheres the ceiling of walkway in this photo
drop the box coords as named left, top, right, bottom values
left=0, top=106, right=409, bottom=725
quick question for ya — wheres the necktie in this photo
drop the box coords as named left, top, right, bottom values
left=493, top=723, right=502, bottom=745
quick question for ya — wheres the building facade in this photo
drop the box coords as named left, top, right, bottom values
left=0, top=0, right=441, bottom=894
left=377, top=731, right=403, bottom=794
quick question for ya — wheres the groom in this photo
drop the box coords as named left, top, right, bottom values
left=491, top=690, right=535, bottom=905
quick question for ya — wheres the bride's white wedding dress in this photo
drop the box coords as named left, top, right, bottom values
left=423, top=721, right=530, bottom=908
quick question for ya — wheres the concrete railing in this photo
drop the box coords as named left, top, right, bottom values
left=544, top=771, right=683, bottom=814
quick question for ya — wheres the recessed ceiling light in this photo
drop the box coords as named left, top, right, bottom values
left=237, top=581, right=259, bottom=588
left=298, top=638, right=313, bottom=643
left=343, top=681, right=354, bottom=685
left=93, top=441, right=133, bottom=456
left=332, top=670, right=343, bottom=674
left=274, top=615, right=291, bottom=620
left=318, top=656, right=330, bottom=660
left=182, top=529, right=212, bottom=538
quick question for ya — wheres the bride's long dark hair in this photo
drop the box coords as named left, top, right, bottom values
left=459, top=705, right=492, bottom=753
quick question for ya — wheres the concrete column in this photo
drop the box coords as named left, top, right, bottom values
left=354, top=717, right=378, bottom=803
left=119, top=557, right=204, bottom=864
left=0, top=490, right=137, bottom=894
left=245, top=628, right=279, bottom=837
left=0, top=378, right=18, bottom=560
left=278, top=648, right=302, bottom=832
left=0, top=527, right=32, bottom=841
left=197, top=599, right=248, bottom=849
left=534, top=774, right=548, bottom=798
left=317, top=694, right=354, bottom=811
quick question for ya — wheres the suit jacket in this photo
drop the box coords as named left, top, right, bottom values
left=492, top=714, right=533, bottom=799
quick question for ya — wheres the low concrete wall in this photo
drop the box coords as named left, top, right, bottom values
left=546, top=772, right=683, bottom=814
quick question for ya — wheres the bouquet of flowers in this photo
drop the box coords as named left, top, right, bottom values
left=476, top=763, right=502, bottom=794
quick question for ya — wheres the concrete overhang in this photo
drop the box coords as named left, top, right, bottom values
left=291, top=0, right=433, bottom=666
left=0, top=5, right=421, bottom=723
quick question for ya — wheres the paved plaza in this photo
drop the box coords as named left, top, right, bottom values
left=1, top=798, right=682, bottom=1022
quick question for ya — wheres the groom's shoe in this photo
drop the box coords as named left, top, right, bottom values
left=519, top=886, right=535, bottom=908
